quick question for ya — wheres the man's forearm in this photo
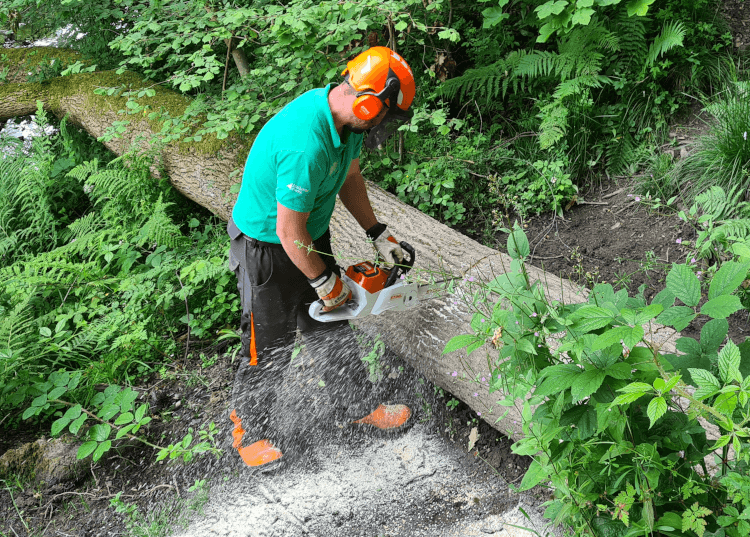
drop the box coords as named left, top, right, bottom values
left=338, top=171, right=378, bottom=232
left=279, top=232, right=328, bottom=280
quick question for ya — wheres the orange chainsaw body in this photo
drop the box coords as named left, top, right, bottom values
left=345, top=261, right=391, bottom=294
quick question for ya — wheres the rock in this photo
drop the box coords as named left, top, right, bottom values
left=0, top=436, right=89, bottom=487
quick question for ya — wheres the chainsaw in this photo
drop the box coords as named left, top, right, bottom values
left=309, top=242, right=448, bottom=323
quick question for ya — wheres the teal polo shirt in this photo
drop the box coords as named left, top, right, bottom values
left=232, top=84, right=364, bottom=243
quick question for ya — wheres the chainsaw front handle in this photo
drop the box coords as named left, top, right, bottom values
left=385, top=241, right=415, bottom=288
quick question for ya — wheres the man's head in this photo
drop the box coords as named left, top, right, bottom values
left=339, top=46, right=415, bottom=148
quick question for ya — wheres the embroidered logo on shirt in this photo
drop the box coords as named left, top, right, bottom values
left=286, top=183, right=309, bottom=195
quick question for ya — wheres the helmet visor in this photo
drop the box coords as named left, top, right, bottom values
left=364, top=107, right=413, bottom=150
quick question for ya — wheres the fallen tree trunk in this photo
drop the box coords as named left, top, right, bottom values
left=1, top=49, right=680, bottom=441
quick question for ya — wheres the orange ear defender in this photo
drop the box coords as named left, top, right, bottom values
left=342, top=47, right=415, bottom=122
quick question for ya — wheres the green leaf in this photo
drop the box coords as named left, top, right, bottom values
left=63, top=404, right=82, bottom=420
left=482, top=7, right=510, bottom=28
left=651, top=288, right=675, bottom=310
left=47, top=386, right=67, bottom=400
left=634, top=304, right=664, bottom=325
left=519, top=459, right=548, bottom=491
left=709, top=261, right=750, bottom=299
left=718, top=340, right=742, bottom=384
left=116, top=424, right=136, bottom=440
left=626, top=0, right=656, bottom=17
left=92, top=440, right=111, bottom=462
left=618, top=382, right=654, bottom=394
left=647, top=396, right=667, bottom=428
left=89, top=424, right=111, bottom=442
left=571, top=7, right=594, bottom=26
left=571, top=370, right=606, bottom=403
left=516, top=337, right=537, bottom=356
left=535, top=364, right=582, bottom=397
left=666, top=264, right=700, bottom=307
left=443, top=334, right=479, bottom=354
left=657, top=306, right=696, bottom=331
left=701, top=295, right=743, bottom=319
left=51, top=416, right=72, bottom=436
left=611, top=392, right=646, bottom=406
left=593, top=325, right=643, bottom=351
left=701, top=319, right=728, bottom=355
left=689, top=368, right=720, bottom=390
left=114, top=412, right=134, bottom=425
left=69, top=414, right=87, bottom=435
left=569, top=306, right=615, bottom=333
left=507, top=225, right=530, bottom=259
left=77, top=441, right=98, bottom=460
left=605, top=362, right=633, bottom=380
left=536, top=0, right=569, bottom=19
left=134, top=403, right=148, bottom=423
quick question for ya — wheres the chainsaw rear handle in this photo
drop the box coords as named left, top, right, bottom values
left=384, top=241, right=415, bottom=288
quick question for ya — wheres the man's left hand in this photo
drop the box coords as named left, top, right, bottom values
left=367, top=223, right=404, bottom=265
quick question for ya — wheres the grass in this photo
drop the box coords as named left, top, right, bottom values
left=642, top=80, right=750, bottom=205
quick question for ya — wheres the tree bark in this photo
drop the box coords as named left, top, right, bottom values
left=1, top=49, right=680, bottom=442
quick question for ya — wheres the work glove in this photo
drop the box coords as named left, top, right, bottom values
left=309, top=268, right=352, bottom=312
left=366, top=222, right=404, bottom=265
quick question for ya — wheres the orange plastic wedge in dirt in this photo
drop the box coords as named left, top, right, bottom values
left=351, top=404, right=411, bottom=430
left=237, top=439, right=283, bottom=467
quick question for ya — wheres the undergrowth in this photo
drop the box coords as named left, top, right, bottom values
left=0, top=106, right=238, bottom=460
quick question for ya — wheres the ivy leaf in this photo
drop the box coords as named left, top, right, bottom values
left=700, top=295, right=743, bottom=319
left=647, top=396, right=667, bottom=428
left=666, top=264, right=700, bottom=307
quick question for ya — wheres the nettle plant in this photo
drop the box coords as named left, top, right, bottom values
left=446, top=224, right=750, bottom=537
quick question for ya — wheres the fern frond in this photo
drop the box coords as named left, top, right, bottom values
left=67, top=159, right=100, bottom=182
left=135, top=194, right=185, bottom=248
left=644, top=21, right=687, bottom=68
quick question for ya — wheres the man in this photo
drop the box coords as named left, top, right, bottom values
left=227, top=47, right=416, bottom=468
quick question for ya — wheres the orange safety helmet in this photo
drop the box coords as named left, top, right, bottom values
left=342, top=46, right=415, bottom=122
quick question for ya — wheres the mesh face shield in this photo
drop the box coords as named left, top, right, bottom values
left=364, top=106, right=413, bottom=150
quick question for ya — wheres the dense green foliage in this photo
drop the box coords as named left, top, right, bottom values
left=0, top=108, right=233, bottom=460
left=446, top=227, right=750, bottom=536
left=3, top=0, right=736, bottom=225
left=1, top=0, right=748, bottom=511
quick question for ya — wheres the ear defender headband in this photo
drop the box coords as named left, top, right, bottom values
left=347, top=69, right=401, bottom=121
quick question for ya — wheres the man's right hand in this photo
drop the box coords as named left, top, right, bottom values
left=309, top=269, right=352, bottom=312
